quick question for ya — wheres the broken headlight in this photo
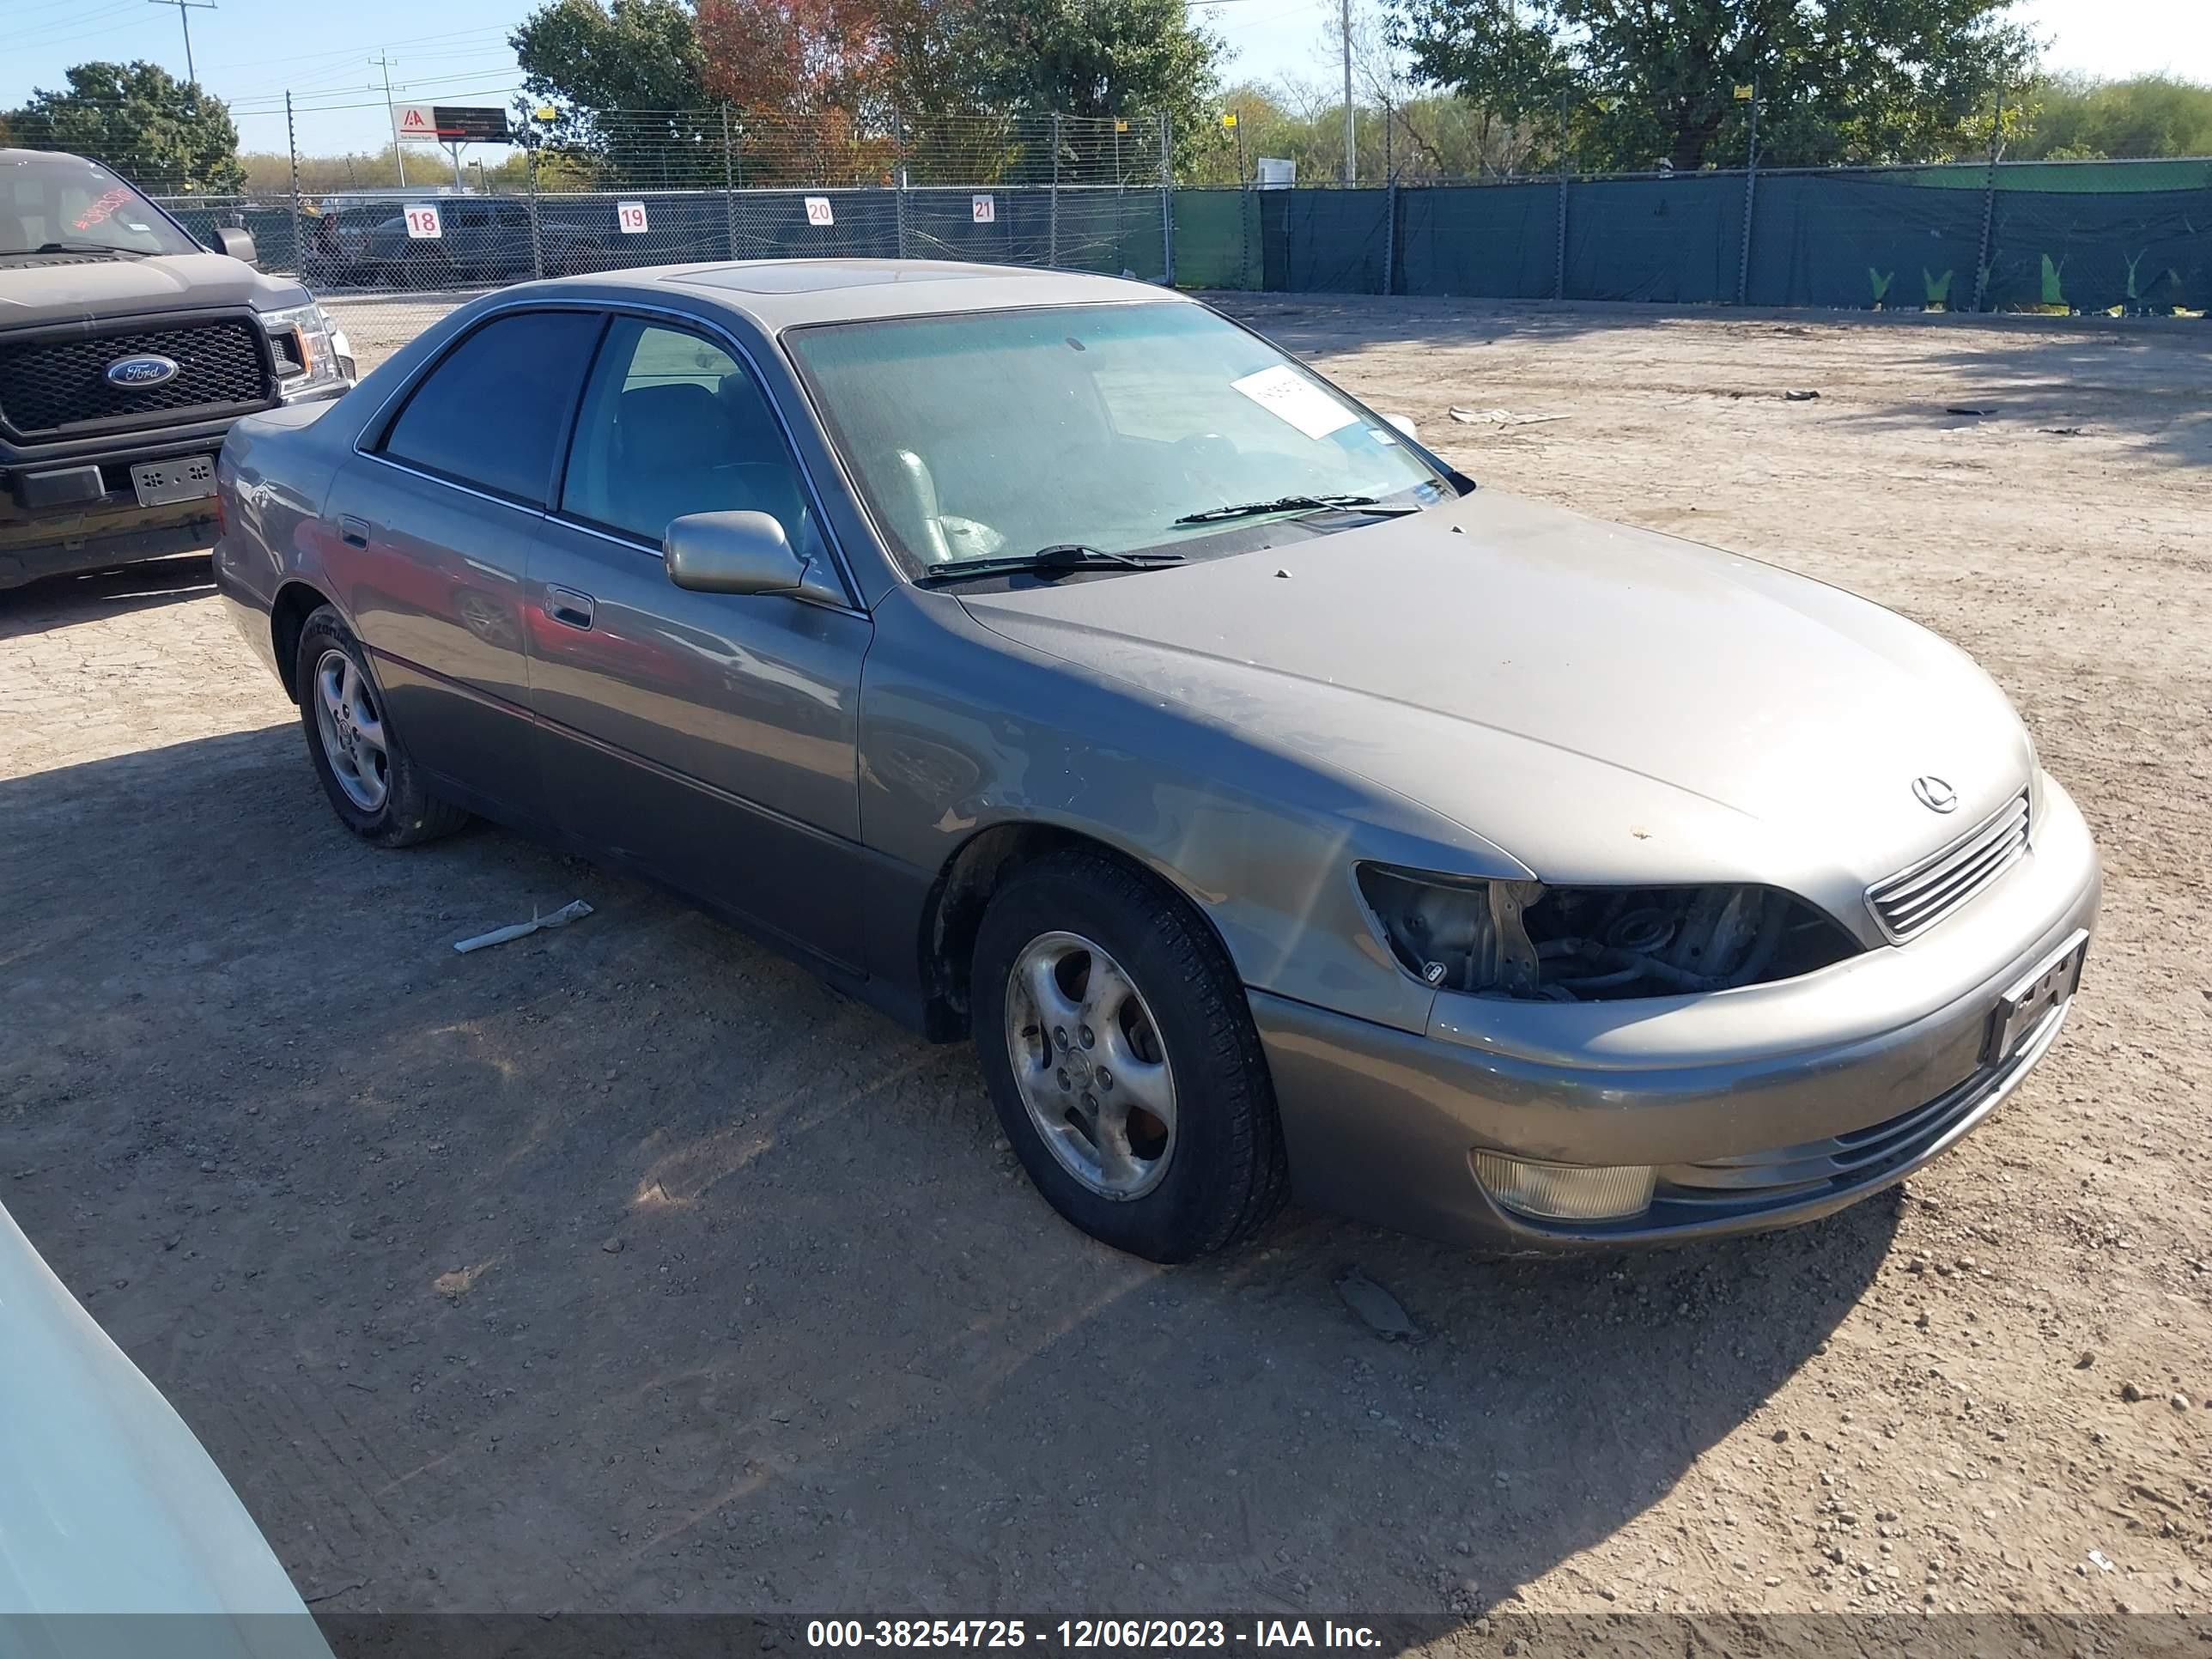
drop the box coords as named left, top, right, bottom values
left=1356, top=866, right=1859, bottom=1002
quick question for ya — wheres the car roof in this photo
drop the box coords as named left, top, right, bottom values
left=531, top=258, right=1194, bottom=331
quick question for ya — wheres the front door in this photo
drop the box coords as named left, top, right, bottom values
left=526, top=314, right=873, bottom=969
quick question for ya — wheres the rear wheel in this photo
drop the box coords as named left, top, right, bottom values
left=972, top=848, right=1287, bottom=1261
left=295, top=605, right=468, bottom=848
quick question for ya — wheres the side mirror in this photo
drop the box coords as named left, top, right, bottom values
left=209, top=225, right=258, bottom=265
left=665, top=511, right=805, bottom=595
left=1382, top=412, right=1419, bottom=441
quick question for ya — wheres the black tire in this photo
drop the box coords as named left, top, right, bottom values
left=972, top=848, right=1289, bottom=1262
left=295, top=605, right=469, bottom=848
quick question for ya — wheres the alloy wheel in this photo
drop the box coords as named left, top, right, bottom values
left=1004, top=930, right=1178, bottom=1200
left=312, top=647, right=390, bottom=813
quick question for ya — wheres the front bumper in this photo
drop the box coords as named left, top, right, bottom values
left=0, top=388, right=346, bottom=590
left=1253, top=775, right=2101, bottom=1252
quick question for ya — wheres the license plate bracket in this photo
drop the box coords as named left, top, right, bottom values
left=1985, top=928, right=2087, bottom=1064
left=131, top=455, right=216, bottom=507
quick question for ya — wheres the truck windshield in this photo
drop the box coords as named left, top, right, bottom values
left=1, top=152, right=199, bottom=258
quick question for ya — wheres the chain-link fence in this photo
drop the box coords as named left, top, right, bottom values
left=11, top=92, right=2203, bottom=373
left=1170, top=155, right=2212, bottom=315
left=74, top=108, right=1175, bottom=360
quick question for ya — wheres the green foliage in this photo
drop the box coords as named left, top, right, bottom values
left=1868, top=267, right=1893, bottom=305
left=237, top=149, right=536, bottom=194
left=1923, top=268, right=1954, bottom=306
left=2039, top=252, right=2065, bottom=307
left=2010, top=73, right=2212, bottom=161
left=511, top=0, right=720, bottom=185
left=3, top=61, right=244, bottom=194
left=1183, top=82, right=1549, bottom=184
left=967, top=0, right=1221, bottom=142
left=506, top=0, right=1224, bottom=179
left=1385, top=0, right=2037, bottom=173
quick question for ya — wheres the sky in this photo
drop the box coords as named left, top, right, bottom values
left=3, top=0, right=2209, bottom=161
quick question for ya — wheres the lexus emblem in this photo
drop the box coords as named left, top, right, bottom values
left=1911, top=775, right=1959, bottom=814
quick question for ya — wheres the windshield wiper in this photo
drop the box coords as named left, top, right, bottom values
left=1173, top=493, right=1422, bottom=526
left=26, top=240, right=147, bottom=258
left=915, top=544, right=1186, bottom=585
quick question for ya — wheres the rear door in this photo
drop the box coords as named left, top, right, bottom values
left=526, top=313, right=873, bottom=968
left=321, top=306, right=605, bottom=823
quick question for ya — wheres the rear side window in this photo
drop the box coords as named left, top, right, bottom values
left=381, top=310, right=603, bottom=504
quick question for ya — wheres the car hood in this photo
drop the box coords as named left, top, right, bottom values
left=957, top=489, right=2032, bottom=901
left=0, top=252, right=300, bottom=327
left=0, top=1202, right=331, bottom=1645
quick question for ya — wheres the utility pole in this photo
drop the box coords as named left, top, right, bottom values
left=147, top=0, right=215, bottom=86
left=372, top=52, right=406, bottom=188
left=1340, top=0, right=1355, bottom=185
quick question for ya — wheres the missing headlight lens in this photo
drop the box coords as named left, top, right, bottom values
left=1357, top=866, right=1859, bottom=1002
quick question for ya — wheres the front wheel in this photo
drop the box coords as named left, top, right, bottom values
left=972, top=848, right=1288, bottom=1261
left=295, top=605, right=469, bottom=848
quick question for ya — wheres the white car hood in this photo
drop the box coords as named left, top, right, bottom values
left=0, top=1201, right=330, bottom=1656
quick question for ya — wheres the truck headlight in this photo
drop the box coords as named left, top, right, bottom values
left=260, top=302, right=352, bottom=392
left=1355, top=866, right=1859, bottom=1002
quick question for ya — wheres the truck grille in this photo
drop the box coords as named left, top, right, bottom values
left=1867, top=787, right=2031, bottom=942
left=0, top=319, right=275, bottom=442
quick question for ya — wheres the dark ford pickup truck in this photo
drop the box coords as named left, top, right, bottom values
left=2, top=149, right=356, bottom=590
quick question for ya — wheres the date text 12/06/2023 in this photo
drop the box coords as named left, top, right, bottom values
left=805, top=1622, right=1385, bottom=1650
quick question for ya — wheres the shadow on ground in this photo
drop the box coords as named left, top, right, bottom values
left=0, top=553, right=216, bottom=639
left=1213, top=295, right=2212, bottom=467
left=3, top=720, right=1895, bottom=1629
left=1824, top=330, right=2212, bottom=467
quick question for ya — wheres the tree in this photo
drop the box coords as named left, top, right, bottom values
left=969, top=0, right=1221, bottom=136
left=1386, top=0, right=2039, bottom=173
left=511, top=0, right=717, bottom=183
left=696, top=0, right=887, bottom=114
left=4, top=62, right=243, bottom=194
left=2011, top=73, right=2212, bottom=161
left=695, top=0, right=898, bottom=181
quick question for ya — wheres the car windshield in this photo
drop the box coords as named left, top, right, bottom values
left=0, top=152, right=198, bottom=258
left=785, top=301, right=1449, bottom=575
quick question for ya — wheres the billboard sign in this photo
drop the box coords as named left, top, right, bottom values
left=393, top=104, right=512, bottom=145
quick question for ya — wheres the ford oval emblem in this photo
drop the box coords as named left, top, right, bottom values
left=1911, top=775, right=1959, bottom=814
left=105, top=354, right=180, bottom=388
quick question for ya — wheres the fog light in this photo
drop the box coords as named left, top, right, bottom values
left=1473, top=1152, right=1656, bottom=1222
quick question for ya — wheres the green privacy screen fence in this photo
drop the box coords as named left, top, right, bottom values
left=1172, top=157, right=2212, bottom=314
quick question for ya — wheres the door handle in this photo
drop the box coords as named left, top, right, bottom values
left=337, top=515, right=369, bottom=548
left=544, top=585, right=595, bottom=629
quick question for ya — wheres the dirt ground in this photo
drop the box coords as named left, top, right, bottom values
left=3, top=296, right=2208, bottom=1633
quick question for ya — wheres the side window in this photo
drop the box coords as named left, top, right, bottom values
left=559, top=317, right=819, bottom=557
left=380, top=310, right=604, bottom=505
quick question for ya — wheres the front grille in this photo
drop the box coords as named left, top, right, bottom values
left=1654, top=993, right=2066, bottom=1211
left=1866, top=787, right=2031, bottom=942
left=0, top=319, right=274, bottom=441
left=1657, top=1077, right=1981, bottom=1206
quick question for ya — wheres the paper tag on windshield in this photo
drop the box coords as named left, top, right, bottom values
left=1231, top=365, right=1360, bottom=441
